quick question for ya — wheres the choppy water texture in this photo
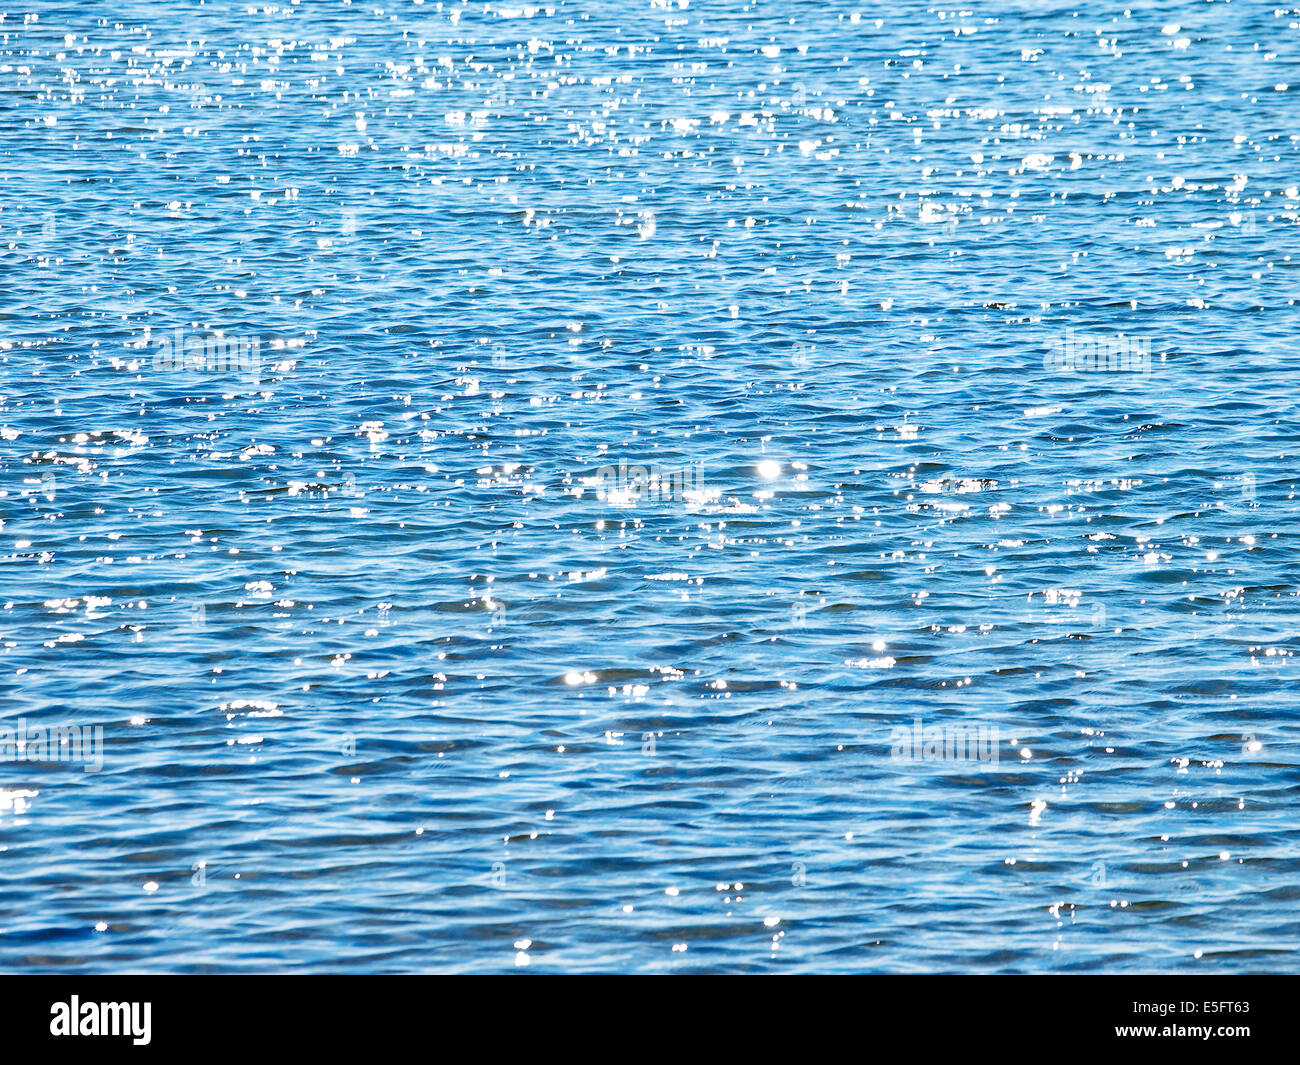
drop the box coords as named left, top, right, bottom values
left=1, top=0, right=1298, bottom=973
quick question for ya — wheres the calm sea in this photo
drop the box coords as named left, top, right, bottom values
left=1, top=0, right=1298, bottom=972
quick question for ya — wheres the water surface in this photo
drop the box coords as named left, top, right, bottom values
left=1, top=0, right=1299, bottom=972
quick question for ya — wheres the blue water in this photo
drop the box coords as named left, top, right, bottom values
left=2, top=0, right=1298, bottom=973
